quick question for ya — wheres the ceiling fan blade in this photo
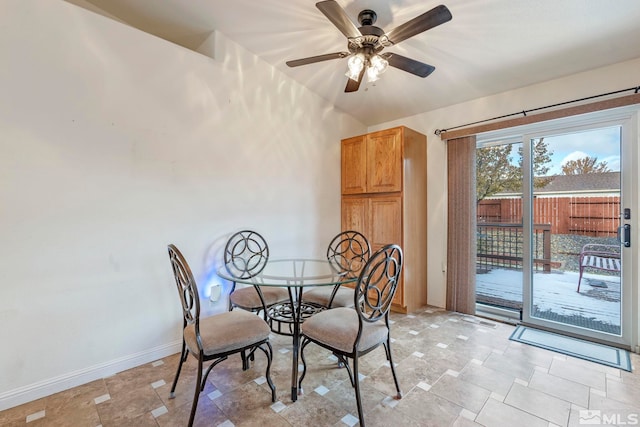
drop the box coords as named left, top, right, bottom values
left=345, top=67, right=365, bottom=92
left=316, top=0, right=362, bottom=39
left=383, top=53, right=435, bottom=78
left=383, top=5, right=452, bottom=45
left=286, top=52, right=349, bottom=67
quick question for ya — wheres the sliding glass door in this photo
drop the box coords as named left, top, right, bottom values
left=524, top=123, right=631, bottom=345
left=475, top=140, right=524, bottom=318
left=476, top=110, right=635, bottom=347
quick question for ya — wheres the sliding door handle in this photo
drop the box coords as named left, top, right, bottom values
left=617, top=224, right=631, bottom=247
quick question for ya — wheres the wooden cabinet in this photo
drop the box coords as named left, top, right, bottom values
left=341, top=126, right=427, bottom=313
left=341, top=128, right=403, bottom=195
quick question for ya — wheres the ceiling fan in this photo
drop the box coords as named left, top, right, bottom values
left=286, top=1, right=452, bottom=93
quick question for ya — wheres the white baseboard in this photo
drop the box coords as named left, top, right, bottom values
left=0, top=340, right=182, bottom=412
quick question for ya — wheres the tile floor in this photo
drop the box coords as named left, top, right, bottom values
left=1, top=307, right=639, bottom=426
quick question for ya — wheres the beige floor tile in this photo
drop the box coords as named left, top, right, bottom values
left=429, top=373, right=491, bottom=413
left=394, top=386, right=462, bottom=426
left=95, top=384, right=165, bottom=426
left=476, top=397, right=549, bottom=427
left=452, top=415, right=484, bottom=426
left=0, top=398, right=47, bottom=426
left=565, top=354, right=624, bottom=376
left=588, top=388, right=639, bottom=412
left=364, top=401, right=424, bottom=427
left=503, top=341, right=556, bottom=369
left=458, top=363, right=516, bottom=396
left=549, top=358, right=606, bottom=390
left=279, top=391, right=347, bottom=426
left=504, top=382, right=571, bottom=426
left=482, top=351, right=536, bottom=381
left=323, top=377, right=389, bottom=416
left=528, top=370, right=590, bottom=407
left=605, top=376, right=640, bottom=407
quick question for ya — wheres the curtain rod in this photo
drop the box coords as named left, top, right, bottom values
left=434, top=85, right=640, bottom=136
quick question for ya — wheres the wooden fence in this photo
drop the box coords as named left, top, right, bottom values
left=478, top=196, right=620, bottom=236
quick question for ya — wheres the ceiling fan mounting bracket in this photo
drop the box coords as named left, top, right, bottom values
left=357, top=9, right=377, bottom=26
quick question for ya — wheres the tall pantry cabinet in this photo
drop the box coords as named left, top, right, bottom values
left=341, top=126, right=427, bottom=313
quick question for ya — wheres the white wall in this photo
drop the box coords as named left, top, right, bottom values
left=0, top=0, right=366, bottom=409
left=369, top=57, right=640, bottom=350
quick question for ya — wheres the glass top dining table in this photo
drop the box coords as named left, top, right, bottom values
left=217, top=258, right=357, bottom=401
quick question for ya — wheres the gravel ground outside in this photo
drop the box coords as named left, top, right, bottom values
left=550, top=234, right=620, bottom=274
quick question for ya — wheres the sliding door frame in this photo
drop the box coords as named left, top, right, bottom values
left=477, top=106, right=638, bottom=348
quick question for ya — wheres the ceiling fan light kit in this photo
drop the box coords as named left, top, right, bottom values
left=367, top=53, right=389, bottom=82
left=345, top=51, right=388, bottom=83
left=346, top=52, right=366, bottom=80
left=286, top=1, right=452, bottom=92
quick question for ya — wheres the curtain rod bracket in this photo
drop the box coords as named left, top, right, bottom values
left=522, top=110, right=527, bottom=117
left=636, top=86, right=639, bottom=94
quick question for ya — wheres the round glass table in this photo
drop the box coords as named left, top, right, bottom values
left=217, top=258, right=356, bottom=401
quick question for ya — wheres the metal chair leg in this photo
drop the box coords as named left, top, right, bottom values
left=169, top=342, right=188, bottom=399
left=353, top=354, right=366, bottom=427
left=298, top=337, right=310, bottom=389
left=241, top=349, right=249, bottom=370
left=384, top=341, right=402, bottom=399
left=188, top=355, right=204, bottom=427
left=258, top=341, right=277, bottom=402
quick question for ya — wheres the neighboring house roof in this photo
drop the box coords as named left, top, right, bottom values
left=490, top=171, right=621, bottom=198
left=538, top=172, right=620, bottom=193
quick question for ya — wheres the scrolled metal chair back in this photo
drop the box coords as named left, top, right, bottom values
left=326, top=230, right=371, bottom=278
left=224, top=230, right=270, bottom=279
left=168, top=244, right=200, bottom=327
left=355, top=244, right=403, bottom=323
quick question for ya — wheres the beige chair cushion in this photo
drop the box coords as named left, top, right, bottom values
left=301, top=307, right=388, bottom=354
left=303, top=286, right=354, bottom=308
left=184, top=310, right=270, bottom=356
left=230, top=286, right=289, bottom=310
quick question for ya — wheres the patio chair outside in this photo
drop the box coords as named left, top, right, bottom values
left=577, top=243, right=621, bottom=292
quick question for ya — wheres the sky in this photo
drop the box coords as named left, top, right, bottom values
left=489, top=125, right=622, bottom=176
left=543, top=126, right=621, bottom=175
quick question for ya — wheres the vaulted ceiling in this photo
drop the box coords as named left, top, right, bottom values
left=70, top=0, right=640, bottom=126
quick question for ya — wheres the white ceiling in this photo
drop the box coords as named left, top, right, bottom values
left=71, top=0, right=640, bottom=126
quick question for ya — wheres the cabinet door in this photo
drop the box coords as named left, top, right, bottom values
left=366, top=129, right=402, bottom=193
left=341, top=196, right=369, bottom=290
left=341, top=135, right=367, bottom=195
left=341, top=196, right=369, bottom=236
left=368, top=195, right=404, bottom=307
left=368, top=195, right=402, bottom=249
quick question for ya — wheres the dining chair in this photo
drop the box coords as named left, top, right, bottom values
left=298, top=244, right=403, bottom=427
left=303, top=230, right=371, bottom=309
left=224, top=230, right=289, bottom=320
left=167, top=244, right=276, bottom=427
